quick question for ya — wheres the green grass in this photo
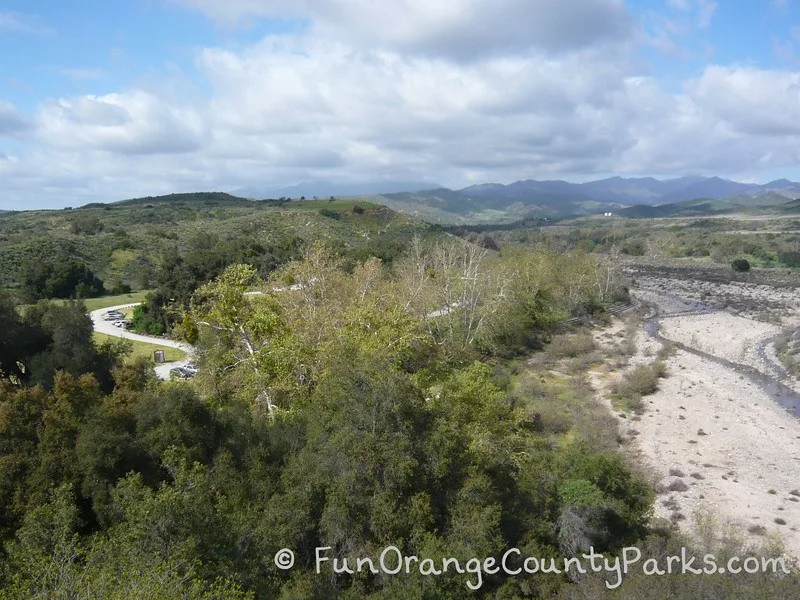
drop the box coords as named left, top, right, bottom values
left=21, top=290, right=150, bottom=312
left=16, top=290, right=151, bottom=316
left=93, top=331, right=186, bottom=364
left=81, top=290, right=151, bottom=311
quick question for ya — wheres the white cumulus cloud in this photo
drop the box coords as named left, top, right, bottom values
left=36, top=91, right=209, bottom=155
left=2, top=1, right=800, bottom=208
left=173, top=0, right=635, bottom=59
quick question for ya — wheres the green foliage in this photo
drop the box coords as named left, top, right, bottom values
left=6, top=238, right=788, bottom=598
left=109, top=280, right=132, bottom=294
left=557, top=444, right=654, bottom=548
left=191, top=264, right=308, bottom=412
left=0, top=292, right=41, bottom=383
left=131, top=301, right=167, bottom=336
left=0, top=481, right=253, bottom=599
left=70, top=214, right=104, bottom=235
left=558, top=479, right=605, bottom=509
left=18, top=258, right=104, bottom=303
left=0, top=297, right=126, bottom=391
left=620, top=239, right=645, bottom=256
left=318, top=208, right=341, bottom=219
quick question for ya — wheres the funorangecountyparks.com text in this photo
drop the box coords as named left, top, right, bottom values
left=272, top=545, right=791, bottom=590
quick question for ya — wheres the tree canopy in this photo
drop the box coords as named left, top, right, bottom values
left=1, top=239, right=795, bottom=598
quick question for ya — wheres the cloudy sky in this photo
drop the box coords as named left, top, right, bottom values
left=1, top=0, right=800, bottom=209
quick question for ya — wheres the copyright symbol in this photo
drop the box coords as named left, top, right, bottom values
left=274, top=548, right=295, bottom=570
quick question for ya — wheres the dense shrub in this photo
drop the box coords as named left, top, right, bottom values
left=18, top=259, right=105, bottom=302
left=131, top=299, right=167, bottom=336
left=731, top=258, right=751, bottom=272
left=318, top=208, right=341, bottom=219
left=69, top=215, right=104, bottom=235
left=621, top=239, right=646, bottom=256
left=611, top=362, right=667, bottom=413
left=547, top=333, right=597, bottom=360
left=109, top=281, right=132, bottom=294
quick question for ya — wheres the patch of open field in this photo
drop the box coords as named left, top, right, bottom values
left=93, top=331, right=186, bottom=364
left=78, top=291, right=152, bottom=311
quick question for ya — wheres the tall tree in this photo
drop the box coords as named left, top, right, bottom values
left=191, top=264, right=308, bottom=415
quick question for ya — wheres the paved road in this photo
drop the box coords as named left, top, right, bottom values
left=90, top=289, right=488, bottom=380
left=90, top=286, right=305, bottom=380
left=89, top=303, right=194, bottom=380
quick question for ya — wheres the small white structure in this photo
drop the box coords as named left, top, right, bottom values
left=603, top=212, right=613, bottom=217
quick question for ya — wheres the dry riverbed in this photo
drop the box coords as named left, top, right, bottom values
left=594, top=271, right=800, bottom=558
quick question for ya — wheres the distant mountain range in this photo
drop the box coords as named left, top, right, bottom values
left=618, top=191, right=800, bottom=218
left=456, top=175, right=800, bottom=205
left=233, top=176, right=800, bottom=223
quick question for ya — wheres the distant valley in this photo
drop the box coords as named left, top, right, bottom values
left=235, top=176, right=800, bottom=224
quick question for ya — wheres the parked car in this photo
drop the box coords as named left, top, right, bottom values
left=184, top=363, right=199, bottom=374
left=170, top=366, right=196, bottom=379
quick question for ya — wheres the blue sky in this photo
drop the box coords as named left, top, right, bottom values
left=0, top=1, right=304, bottom=113
left=2, top=0, right=800, bottom=209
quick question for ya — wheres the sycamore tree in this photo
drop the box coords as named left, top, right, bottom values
left=395, top=236, right=507, bottom=354
left=190, top=264, right=309, bottom=416
left=192, top=245, right=441, bottom=415
left=268, top=241, right=344, bottom=344
left=269, top=243, right=435, bottom=373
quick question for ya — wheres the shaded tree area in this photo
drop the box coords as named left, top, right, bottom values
left=0, top=294, right=126, bottom=392
left=17, top=258, right=104, bottom=303
left=131, top=233, right=304, bottom=336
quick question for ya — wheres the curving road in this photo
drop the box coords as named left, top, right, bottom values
left=90, top=285, right=307, bottom=381
left=89, top=303, right=194, bottom=380
left=90, top=287, right=553, bottom=380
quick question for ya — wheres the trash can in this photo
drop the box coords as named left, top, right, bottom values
left=154, top=350, right=165, bottom=364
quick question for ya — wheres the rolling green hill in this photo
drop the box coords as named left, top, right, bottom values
left=101, top=191, right=254, bottom=207
left=780, top=198, right=800, bottom=213
left=0, top=194, right=437, bottom=293
left=618, top=192, right=800, bottom=219
left=376, top=188, right=623, bottom=224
